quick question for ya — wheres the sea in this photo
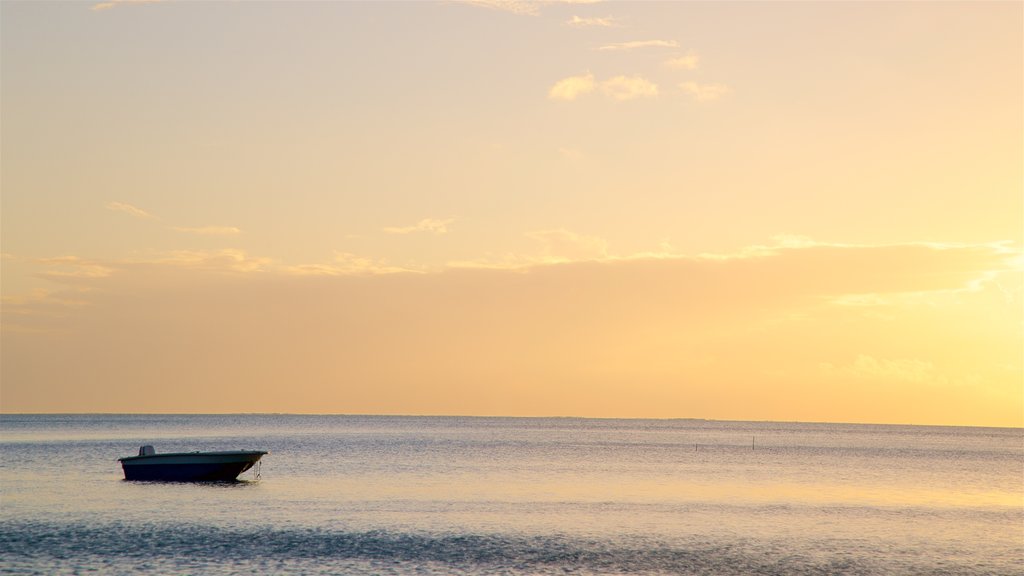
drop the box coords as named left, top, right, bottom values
left=0, top=415, right=1021, bottom=575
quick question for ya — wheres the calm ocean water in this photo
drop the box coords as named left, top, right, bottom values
left=0, top=415, right=1021, bottom=575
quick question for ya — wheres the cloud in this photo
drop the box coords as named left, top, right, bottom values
left=455, top=0, right=541, bottom=16
left=602, top=75, right=658, bottom=101
left=2, top=286, right=90, bottom=312
left=664, top=52, right=700, bottom=70
left=549, top=74, right=658, bottom=102
left=382, top=218, right=455, bottom=235
left=106, top=201, right=242, bottom=236
left=696, top=235, right=818, bottom=261
left=91, top=0, right=161, bottom=11
left=567, top=15, right=616, bottom=27
left=457, top=0, right=603, bottom=15
left=32, top=251, right=273, bottom=281
left=526, top=229, right=609, bottom=262
left=286, top=252, right=416, bottom=277
left=170, top=226, right=242, bottom=236
left=548, top=73, right=596, bottom=101
left=33, top=256, right=114, bottom=283
left=820, top=355, right=947, bottom=385
left=450, top=229, right=611, bottom=268
left=3, top=239, right=1018, bottom=423
left=106, top=202, right=154, bottom=219
left=152, top=249, right=273, bottom=273
left=598, top=40, right=679, bottom=51
left=680, top=81, right=731, bottom=102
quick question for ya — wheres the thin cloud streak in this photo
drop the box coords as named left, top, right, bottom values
left=91, top=0, right=162, bottom=11
left=106, top=202, right=240, bottom=235
left=455, top=0, right=541, bottom=16
left=382, top=218, right=455, bottom=235
left=33, top=256, right=114, bottom=282
left=598, top=40, right=679, bottom=51
left=106, top=202, right=154, bottom=219
left=456, top=0, right=603, bottom=15
left=286, top=252, right=417, bottom=276
left=821, top=355, right=947, bottom=386
left=170, top=226, right=242, bottom=236
left=567, top=15, right=616, bottom=27
left=526, top=229, right=609, bottom=263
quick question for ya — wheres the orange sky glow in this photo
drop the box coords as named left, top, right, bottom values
left=1, top=1, right=1021, bottom=426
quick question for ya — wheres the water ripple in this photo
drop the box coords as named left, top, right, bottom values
left=3, top=520, right=1016, bottom=576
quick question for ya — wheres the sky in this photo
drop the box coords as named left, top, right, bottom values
left=1, top=0, right=1021, bottom=426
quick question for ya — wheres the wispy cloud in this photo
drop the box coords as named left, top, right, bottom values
left=107, top=201, right=243, bottom=237
left=602, top=75, right=658, bottom=101
left=680, top=81, right=731, bottom=102
left=15, top=240, right=1019, bottom=292
left=455, top=0, right=541, bottom=16
left=171, top=226, right=242, bottom=236
left=820, top=355, right=948, bottom=385
left=527, top=229, right=609, bottom=263
left=7, top=239, right=1018, bottom=422
left=152, top=249, right=270, bottom=272
left=382, top=218, right=455, bottom=235
left=567, top=15, right=616, bottom=27
left=457, top=0, right=603, bottom=15
left=91, top=0, right=162, bottom=11
left=598, top=40, right=678, bottom=51
left=106, top=202, right=155, bottom=220
left=548, top=72, right=596, bottom=101
left=447, top=229, right=611, bottom=269
left=286, top=252, right=417, bottom=276
left=34, top=256, right=114, bottom=282
left=664, top=52, right=700, bottom=70
left=1, top=286, right=92, bottom=315
left=550, top=73, right=657, bottom=102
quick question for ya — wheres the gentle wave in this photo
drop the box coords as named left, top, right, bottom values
left=2, top=520, right=1015, bottom=576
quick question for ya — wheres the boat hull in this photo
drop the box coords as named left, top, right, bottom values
left=119, top=451, right=267, bottom=482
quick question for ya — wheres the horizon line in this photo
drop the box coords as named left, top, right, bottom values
left=1, top=412, right=1019, bottom=430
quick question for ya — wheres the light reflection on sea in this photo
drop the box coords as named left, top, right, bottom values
left=1, top=415, right=1021, bottom=575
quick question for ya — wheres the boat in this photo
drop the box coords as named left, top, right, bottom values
left=118, top=445, right=268, bottom=481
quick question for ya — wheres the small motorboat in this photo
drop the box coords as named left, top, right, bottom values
left=118, top=445, right=268, bottom=481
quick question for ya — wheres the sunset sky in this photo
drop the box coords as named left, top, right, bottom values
left=2, top=1, right=1021, bottom=426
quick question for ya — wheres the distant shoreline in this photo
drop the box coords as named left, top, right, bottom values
left=0, top=412, right=1019, bottom=430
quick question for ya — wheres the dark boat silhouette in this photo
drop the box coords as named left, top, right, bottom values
left=118, top=445, right=267, bottom=481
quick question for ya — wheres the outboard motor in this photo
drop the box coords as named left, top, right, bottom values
left=138, top=445, right=156, bottom=456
